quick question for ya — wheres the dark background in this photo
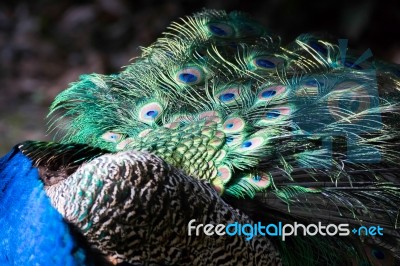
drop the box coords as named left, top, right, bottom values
left=0, top=0, right=399, bottom=155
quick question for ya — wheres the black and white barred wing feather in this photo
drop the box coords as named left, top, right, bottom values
left=19, top=141, right=280, bottom=265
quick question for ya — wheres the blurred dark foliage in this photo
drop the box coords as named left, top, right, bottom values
left=0, top=0, right=399, bottom=155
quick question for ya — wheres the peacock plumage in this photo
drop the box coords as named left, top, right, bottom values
left=1, top=9, right=400, bottom=265
left=0, top=145, right=112, bottom=266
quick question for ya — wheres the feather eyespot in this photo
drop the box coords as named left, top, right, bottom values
left=207, top=22, right=234, bottom=37
left=217, top=165, right=232, bottom=183
left=248, top=173, right=271, bottom=188
left=256, top=107, right=292, bottom=126
left=266, top=109, right=281, bottom=118
left=257, top=85, right=286, bottom=101
left=262, top=90, right=276, bottom=97
left=215, top=87, right=241, bottom=105
left=175, top=66, right=204, bottom=85
left=138, top=102, right=163, bottom=123
left=239, top=136, right=265, bottom=151
left=251, top=56, right=284, bottom=70
left=256, top=58, right=275, bottom=68
left=179, top=73, right=196, bottom=83
left=102, top=131, right=122, bottom=143
left=236, top=136, right=267, bottom=156
left=220, top=93, right=234, bottom=101
left=242, top=141, right=253, bottom=148
left=145, top=110, right=158, bottom=118
left=269, top=107, right=290, bottom=117
left=253, top=175, right=261, bottom=182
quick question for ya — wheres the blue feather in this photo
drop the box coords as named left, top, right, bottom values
left=0, top=147, right=94, bottom=266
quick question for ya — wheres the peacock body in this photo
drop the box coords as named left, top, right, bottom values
left=0, top=146, right=112, bottom=266
left=2, top=9, right=400, bottom=265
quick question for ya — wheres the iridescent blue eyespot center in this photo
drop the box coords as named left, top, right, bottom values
left=253, top=175, right=261, bottom=182
left=102, top=132, right=122, bottom=143
left=266, top=110, right=280, bottom=118
left=242, top=141, right=252, bottom=148
left=219, top=93, right=235, bottom=102
left=226, top=123, right=234, bottom=128
left=146, top=110, right=158, bottom=118
left=261, top=90, right=276, bottom=98
left=256, top=59, right=275, bottom=68
left=179, top=73, right=197, bottom=83
left=209, top=25, right=227, bottom=36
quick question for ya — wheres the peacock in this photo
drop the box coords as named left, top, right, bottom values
left=1, top=9, right=400, bottom=265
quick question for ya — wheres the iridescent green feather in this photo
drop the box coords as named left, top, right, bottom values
left=49, top=9, right=400, bottom=197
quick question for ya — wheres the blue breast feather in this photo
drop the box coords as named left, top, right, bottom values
left=0, top=147, right=89, bottom=266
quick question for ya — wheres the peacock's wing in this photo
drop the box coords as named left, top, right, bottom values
left=0, top=143, right=112, bottom=266
left=18, top=141, right=281, bottom=265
